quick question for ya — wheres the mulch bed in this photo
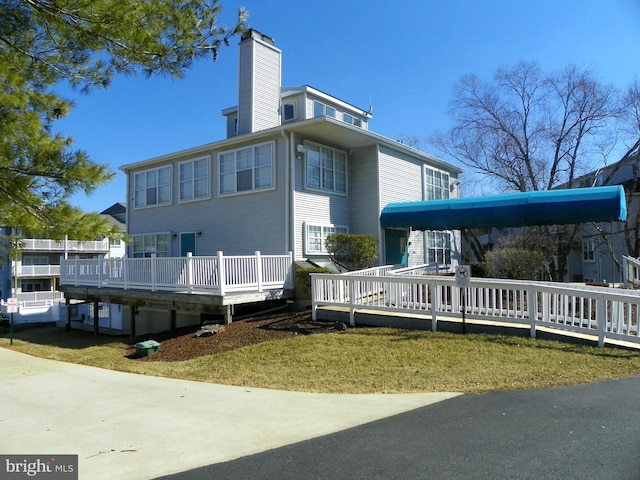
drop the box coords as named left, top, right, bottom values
left=126, top=310, right=346, bottom=362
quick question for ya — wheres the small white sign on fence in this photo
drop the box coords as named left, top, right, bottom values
left=7, top=297, right=18, bottom=314
left=455, top=265, right=471, bottom=288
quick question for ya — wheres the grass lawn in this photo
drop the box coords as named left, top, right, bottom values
left=2, top=324, right=640, bottom=394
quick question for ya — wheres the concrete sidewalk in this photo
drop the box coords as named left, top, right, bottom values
left=0, top=347, right=460, bottom=480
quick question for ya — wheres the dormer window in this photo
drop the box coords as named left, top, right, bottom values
left=343, top=113, right=362, bottom=127
left=283, top=102, right=296, bottom=121
left=314, top=101, right=336, bottom=118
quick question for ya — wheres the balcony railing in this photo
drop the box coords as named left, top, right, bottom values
left=14, top=265, right=61, bottom=278
left=59, top=251, right=294, bottom=296
left=20, top=238, right=110, bottom=253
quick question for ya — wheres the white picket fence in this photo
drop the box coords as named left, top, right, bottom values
left=311, top=270, right=640, bottom=348
left=59, top=251, right=294, bottom=295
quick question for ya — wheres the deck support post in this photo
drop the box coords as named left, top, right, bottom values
left=65, top=297, right=71, bottom=331
left=93, top=300, right=99, bottom=337
left=223, top=305, right=233, bottom=325
left=170, top=309, right=176, bottom=330
left=130, top=305, right=137, bottom=338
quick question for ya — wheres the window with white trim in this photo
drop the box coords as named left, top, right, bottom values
left=305, top=142, right=347, bottom=194
left=583, top=239, right=596, bottom=262
left=305, top=224, right=348, bottom=254
left=219, top=142, right=274, bottom=195
left=424, top=166, right=450, bottom=200
left=342, top=113, right=362, bottom=127
left=282, top=102, right=296, bottom=121
left=426, top=231, right=451, bottom=265
left=134, top=166, right=172, bottom=208
left=132, top=233, right=169, bottom=258
left=313, top=100, right=336, bottom=118
left=179, top=156, right=210, bottom=202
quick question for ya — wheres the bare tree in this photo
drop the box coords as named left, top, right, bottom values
left=430, top=62, right=620, bottom=280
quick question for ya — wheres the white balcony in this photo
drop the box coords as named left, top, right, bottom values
left=20, top=238, right=110, bottom=253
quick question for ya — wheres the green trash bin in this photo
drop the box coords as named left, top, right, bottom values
left=134, top=340, right=160, bottom=357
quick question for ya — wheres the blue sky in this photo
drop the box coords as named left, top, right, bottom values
left=57, top=0, right=640, bottom=212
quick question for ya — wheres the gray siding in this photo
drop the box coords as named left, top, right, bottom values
left=292, top=153, right=349, bottom=260
left=238, top=36, right=281, bottom=135
left=378, top=146, right=425, bottom=207
left=349, top=145, right=380, bottom=236
left=128, top=137, right=289, bottom=257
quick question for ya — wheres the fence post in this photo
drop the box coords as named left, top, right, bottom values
left=186, top=252, right=193, bottom=294
left=74, top=255, right=79, bottom=287
left=596, top=294, right=606, bottom=347
left=217, top=251, right=226, bottom=296
left=527, top=289, right=538, bottom=338
left=349, top=277, right=356, bottom=327
left=288, top=251, right=294, bottom=289
left=311, top=274, right=318, bottom=321
left=255, top=251, right=263, bottom=293
left=431, top=282, right=439, bottom=332
left=123, top=257, right=129, bottom=290
left=150, top=254, right=157, bottom=292
left=98, top=257, right=102, bottom=287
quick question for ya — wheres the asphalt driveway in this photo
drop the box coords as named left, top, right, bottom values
left=158, top=376, right=640, bottom=480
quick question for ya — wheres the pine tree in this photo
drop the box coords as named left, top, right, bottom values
left=0, top=0, right=247, bottom=239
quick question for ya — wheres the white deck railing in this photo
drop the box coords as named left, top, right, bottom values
left=21, top=238, right=110, bottom=253
left=311, top=270, right=640, bottom=348
left=59, top=251, right=294, bottom=295
left=623, top=255, right=640, bottom=287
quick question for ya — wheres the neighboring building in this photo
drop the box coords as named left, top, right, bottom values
left=0, top=203, right=126, bottom=326
left=122, top=29, right=463, bottom=271
left=564, top=144, right=640, bottom=284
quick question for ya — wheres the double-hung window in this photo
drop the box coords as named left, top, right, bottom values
left=583, top=239, right=596, bottom=262
left=305, top=142, right=347, bottom=194
left=132, top=233, right=169, bottom=258
left=134, top=166, right=172, bottom=208
left=424, top=166, right=450, bottom=200
left=426, top=231, right=451, bottom=265
left=306, top=224, right=348, bottom=254
left=219, top=142, right=274, bottom=195
left=179, top=156, right=210, bottom=202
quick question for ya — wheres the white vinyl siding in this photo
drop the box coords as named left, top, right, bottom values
left=134, top=166, right=172, bottom=208
left=179, top=156, right=210, bottom=202
left=219, top=142, right=274, bottom=195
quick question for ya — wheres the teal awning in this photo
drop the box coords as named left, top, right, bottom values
left=380, top=186, right=627, bottom=230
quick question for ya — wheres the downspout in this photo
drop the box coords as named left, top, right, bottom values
left=288, top=130, right=297, bottom=257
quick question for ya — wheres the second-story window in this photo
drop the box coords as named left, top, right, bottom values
left=219, top=142, right=274, bottom=195
left=424, top=166, right=450, bottom=200
left=313, top=101, right=336, bottom=118
left=134, top=166, right=172, bottom=208
left=179, top=156, right=210, bottom=202
left=342, top=113, right=362, bottom=127
left=305, top=142, right=347, bottom=194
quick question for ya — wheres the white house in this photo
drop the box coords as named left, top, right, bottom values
left=0, top=203, right=126, bottom=327
left=121, top=29, right=462, bottom=271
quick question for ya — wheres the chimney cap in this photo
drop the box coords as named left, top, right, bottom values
left=240, top=29, right=275, bottom=46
